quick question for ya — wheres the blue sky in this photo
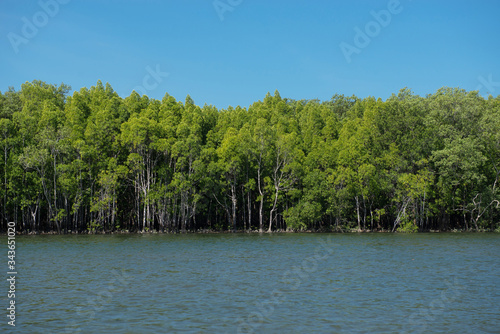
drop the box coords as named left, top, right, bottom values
left=1, top=0, right=499, bottom=109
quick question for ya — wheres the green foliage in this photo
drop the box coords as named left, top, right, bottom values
left=1, top=81, right=499, bottom=233
left=284, top=200, right=321, bottom=231
left=87, top=220, right=102, bottom=233
left=396, top=214, right=419, bottom=233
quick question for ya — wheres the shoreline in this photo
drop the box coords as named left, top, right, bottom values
left=4, top=228, right=499, bottom=236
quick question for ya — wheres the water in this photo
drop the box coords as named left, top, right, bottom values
left=5, top=233, right=500, bottom=333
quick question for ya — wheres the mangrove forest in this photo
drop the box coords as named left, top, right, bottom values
left=1, top=80, right=499, bottom=233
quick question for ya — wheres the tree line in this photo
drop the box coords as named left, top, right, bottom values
left=1, top=80, right=499, bottom=233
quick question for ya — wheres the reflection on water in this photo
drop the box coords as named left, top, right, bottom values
left=11, top=233, right=500, bottom=333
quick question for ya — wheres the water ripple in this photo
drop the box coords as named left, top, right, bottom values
left=12, top=233, right=500, bottom=333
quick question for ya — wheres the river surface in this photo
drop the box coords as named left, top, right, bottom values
left=5, top=233, right=500, bottom=333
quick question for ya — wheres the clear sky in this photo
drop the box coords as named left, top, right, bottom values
left=1, top=0, right=499, bottom=109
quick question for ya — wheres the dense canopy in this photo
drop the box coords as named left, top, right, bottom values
left=1, top=81, right=499, bottom=233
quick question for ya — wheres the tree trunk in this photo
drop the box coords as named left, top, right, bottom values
left=247, top=188, right=252, bottom=232
left=259, top=195, right=264, bottom=232
left=268, top=185, right=279, bottom=232
left=231, top=181, right=237, bottom=232
left=355, top=195, right=361, bottom=231
left=53, top=155, right=60, bottom=234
